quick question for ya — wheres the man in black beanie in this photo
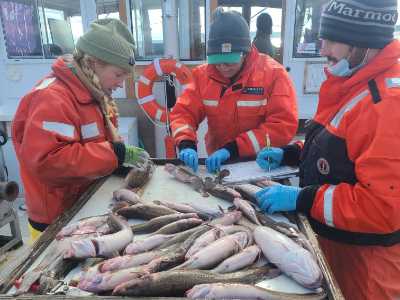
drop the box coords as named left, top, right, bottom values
left=252, top=13, right=276, bottom=57
left=255, top=1, right=400, bottom=299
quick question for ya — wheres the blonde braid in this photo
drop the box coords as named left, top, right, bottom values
left=73, top=50, right=121, bottom=141
left=74, top=51, right=119, bottom=120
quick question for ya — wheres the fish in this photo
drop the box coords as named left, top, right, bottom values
left=112, top=188, right=142, bottom=205
left=211, top=245, right=265, bottom=274
left=164, top=164, right=209, bottom=197
left=123, top=159, right=155, bottom=189
left=186, top=283, right=327, bottom=300
left=183, top=201, right=224, bottom=219
left=153, top=200, right=199, bottom=214
left=254, top=226, right=323, bottom=289
left=99, top=250, right=165, bottom=273
left=256, top=212, right=300, bottom=238
left=56, top=215, right=109, bottom=240
left=112, top=267, right=274, bottom=296
left=233, top=198, right=261, bottom=225
left=78, top=265, right=149, bottom=293
left=145, top=229, right=207, bottom=273
left=152, top=218, right=203, bottom=235
left=176, top=231, right=252, bottom=270
left=116, top=203, right=178, bottom=220
left=63, top=214, right=133, bottom=259
left=233, top=183, right=263, bottom=203
left=186, top=225, right=251, bottom=259
left=164, top=163, right=195, bottom=183
left=204, top=181, right=242, bottom=202
left=130, top=213, right=200, bottom=234
left=209, top=210, right=242, bottom=226
left=125, top=234, right=173, bottom=254
left=157, top=225, right=210, bottom=249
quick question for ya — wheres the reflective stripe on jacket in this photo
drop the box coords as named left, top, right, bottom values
left=12, top=57, right=118, bottom=225
left=170, top=47, right=298, bottom=157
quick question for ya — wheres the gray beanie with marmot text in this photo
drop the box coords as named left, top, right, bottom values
left=319, top=0, right=398, bottom=49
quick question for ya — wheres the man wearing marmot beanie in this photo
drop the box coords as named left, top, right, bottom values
left=255, top=1, right=400, bottom=299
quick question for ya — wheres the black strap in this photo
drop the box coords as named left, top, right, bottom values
left=309, top=218, right=400, bottom=247
left=368, top=79, right=381, bottom=104
left=28, top=218, right=49, bottom=232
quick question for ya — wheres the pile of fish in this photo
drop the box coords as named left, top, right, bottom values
left=13, top=164, right=326, bottom=299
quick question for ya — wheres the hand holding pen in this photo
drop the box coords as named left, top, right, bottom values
left=256, top=134, right=284, bottom=171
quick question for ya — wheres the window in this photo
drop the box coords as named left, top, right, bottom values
left=250, top=7, right=282, bottom=48
left=130, top=0, right=164, bottom=60
left=0, top=0, right=84, bottom=59
left=220, top=6, right=243, bottom=14
left=0, top=0, right=42, bottom=58
left=293, top=0, right=328, bottom=58
left=38, top=0, right=83, bottom=57
left=177, top=0, right=206, bottom=60
left=96, top=0, right=120, bottom=20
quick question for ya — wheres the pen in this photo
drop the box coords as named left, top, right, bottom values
left=265, top=134, right=271, bottom=179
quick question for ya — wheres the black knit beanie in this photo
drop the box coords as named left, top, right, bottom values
left=319, top=0, right=398, bottom=49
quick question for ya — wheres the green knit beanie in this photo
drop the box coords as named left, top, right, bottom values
left=76, top=18, right=135, bottom=72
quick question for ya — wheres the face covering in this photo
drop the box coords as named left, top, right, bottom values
left=328, top=49, right=370, bottom=77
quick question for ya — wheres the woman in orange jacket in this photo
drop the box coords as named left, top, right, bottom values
left=170, top=9, right=298, bottom=174
left=12, top=19, right=149, bottom=240
left=255, top=1, right=400, bottom=299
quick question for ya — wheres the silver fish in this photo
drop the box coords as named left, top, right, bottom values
left=112, top=267, right=274, bottom=297
left=116, top=203, right=178, bottom=220
left=99, top=250, right=164, bottom=273
left=112, top=188, right=142, bottom=205
left=176, top=231, right=252, bottom=270
left=78, top=265, right=148, bottom=293
left=233, top=198, right=261, bottom=225
left=186, top=283, right=327, bottom=300
left=254, top=226, right=323, bottom=289
left=130, top=213, right=199, bottom=234
left=125, top=234, right=173, bottom=254
left=211, top=245, right=263, bottom=274
left=152, top=218, right=202, bottom=235
left=186, top=225, right=251, bottom=259
left=56, top=215, right=109, bottom=240
left=63, top=214, right=133, bottom=259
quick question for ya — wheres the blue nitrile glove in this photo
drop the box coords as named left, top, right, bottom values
left=255, top=185, right=301, bottom=214
left=256, top=147, right=284, bottom=170
left=179, top=148, right=198, bottom=172
left=206, top=148, right=230, bottom=173
left=124, top=145, right=150, bottom=165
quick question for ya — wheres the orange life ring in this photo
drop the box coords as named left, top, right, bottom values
left=135, top=58, right=192, bottom=123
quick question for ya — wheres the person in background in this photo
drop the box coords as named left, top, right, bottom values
left=171, top=8, right=298, bottom=173
left=12, top=19, right=149, bottom=240
left=252, top=12, right=276, bottom=57
left=255, top=1, right=400, bottom=299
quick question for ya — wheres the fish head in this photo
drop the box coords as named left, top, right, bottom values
left=77, top=273, right=103, bottom=293
left=64, top=239, right=96, bottom=259
left=186, top=284, right=211, bottom=298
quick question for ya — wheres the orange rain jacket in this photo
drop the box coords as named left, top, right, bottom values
left=12, top=57, right=119, bottom=226
left=170, top=47, right=298, bottom=158
left=282, top=40, right=400, bottom=300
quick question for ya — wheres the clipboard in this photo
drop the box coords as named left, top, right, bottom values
left=218, top=160, right=298, bottom=184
